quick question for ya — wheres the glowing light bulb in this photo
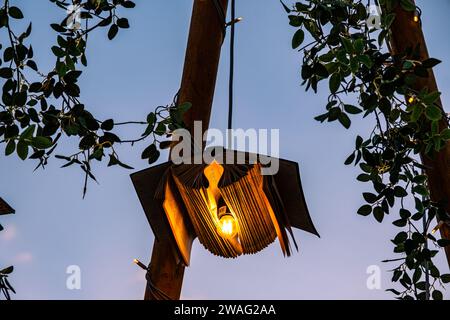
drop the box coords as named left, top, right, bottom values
left=413, top=9, right=421, bottom=23
left=408, top=96, right=415, bottom=104
left=431, top=221, right=444, bottom=234
left=217, top=207, right=238, bottom=239
left=133, top=258, right=147, bottom=270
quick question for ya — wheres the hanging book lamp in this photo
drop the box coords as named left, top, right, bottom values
left=131, top=0, right=318, bottom=270
left=131, top=147, right=319, bottom=266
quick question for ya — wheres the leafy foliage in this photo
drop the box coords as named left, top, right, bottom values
left=0, top=0, right=189, bottom=197
left=0, top=203, right=15, bottom=300
left=0, top=265, right=15, bottom=300
left=283, top=0, right=450, bottom=299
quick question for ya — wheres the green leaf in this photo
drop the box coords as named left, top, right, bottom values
left=386, top=288, right=400, bottom=295
left=31, top=136, right=52, bottom=149
left=394, top=186, right=408, bottom=197
left=415, top=281, right=427, bottom=291
left=292, top=29, right=305, bottom=49
left=141, top=144, right=160, bottom=165
left=399, top=209, right=411, bottom=219
left=422, top=58, right=441, bottom=69
left=5, top=139, right=15, bottom=156
left=178, top=102, right=192, bottom=113
left=357, top=204, right=372, bottom=216
left=437, top=239, right=450, bottom=247
left=117, top=18, right=129, bottom=29
left=314, top=112, right=328, bottom=122
left=329, top=73, right=341, bottom=94
left=384, top=13, right=396, bottom=29
left=354, top=38, right=364, bottom=54
left=357, top=174, right=371, bottom=182
left=172, top=103, right=190, bottom=124
left=373, top=206, right=384, bottom=223
left=288, top=15, right=303, bottom=27
left=8, top=6, right=23, bottom=19
left=27, top=60, right=38, bottom=71
left=142, top=144, right=160, bottom=165
left=355, top=136, right=363, bottom=149
left=51, top=46, right=65, bottom=57
left=50, top=23, right=66, bottom=33
left=101, top=119, right=114, bottom=131
left=423, top=91, right=441, bottom=105
left=338, top=112, right=351, bottom=129
left=344, top=104, right=362, bottom=114
left=0, top=67, right=13, bottom=79
left=155, top=122, right=166, bottom=136
left=393, top=232, right=407, bottom=244
left=441, top=129, right=450, bottom=140
left=0, top=266, right=13, bottom=274
left=108, top=24, right=119, bottom=40
left=341, top=37, right=353, bottom=53
left=363, top=192, right=378, bottom=204
left=344, top=152, right=355, bottom=165
left=403, top=60, right=414, bottom=70
left=20, top=125, right=35, bottom=140
left=432, top=290, right=443, bottom=300
left=122, top=1, right=136, bottom=8
left=16, top=140, right=29, bottom=160
left=393, top=219, right=407, bottom=227
left=412, top=175, right=427, bottom=184
left=441, top=274, right=450, bottom=283
left=279, top=0, right=291, bottom=13
left=147, top=112, right=156, bottom=125
left=412, top=185, right=429, bottom=196
left=314, top=63, right=329, bottom=78
left=399, top=0, right=416, bottom=11
left=410, top=105, right=423, bottom=122
left=108, top=154, right=134, bottom=169
left=358, top=55, right=373, bottom=68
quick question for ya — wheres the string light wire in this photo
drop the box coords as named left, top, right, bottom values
left=228, top=0, right=236, bottom=132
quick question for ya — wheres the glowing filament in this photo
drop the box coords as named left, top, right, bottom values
left=217, top=207, right=238, bottom=239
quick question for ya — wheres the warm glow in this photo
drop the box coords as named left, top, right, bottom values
left=413, top=15, right=419, bottom=23
left=133, top=258, right=147, bottom=270
left=408, top=96, right=415, bottom=104
left=431, top=221, right=444, bottom=234
left=217, top=213, right=238, bottom=239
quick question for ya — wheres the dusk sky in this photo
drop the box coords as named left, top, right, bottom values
left=1, top=0, right=449, bottom=299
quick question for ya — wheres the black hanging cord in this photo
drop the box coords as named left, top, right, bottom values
left=228, top=0, right=236, bottom=132
left=211, top=0, right=238, bottom=146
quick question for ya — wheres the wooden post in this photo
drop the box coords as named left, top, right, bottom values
left=385, top=3, right=450, bottom=267
left=145, top=0, right=229, bottom=300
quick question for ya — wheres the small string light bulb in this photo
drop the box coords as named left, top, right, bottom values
left=431, top=221, right=444, bottom=234
left=226, top=17, right=243, bottom=27
left=217, top=206, right=238, bottom=239
left=133, top=258, right=148, bottom=270
left=407, top=96, right=415, bottom=104
left=413, top=8, right=421, bottom=24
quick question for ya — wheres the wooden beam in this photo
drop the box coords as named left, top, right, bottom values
left=145, top=0, right=229, bottom=300
left=178, top=0, right=229, bottom=136
left=385, top=3, right=450, bottom=268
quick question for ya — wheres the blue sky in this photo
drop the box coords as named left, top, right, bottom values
left=1, top=0, right=449, bottom=299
